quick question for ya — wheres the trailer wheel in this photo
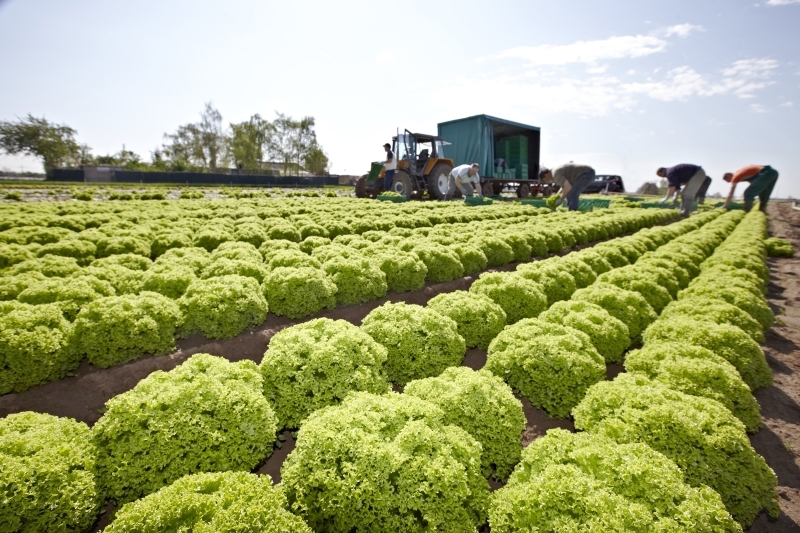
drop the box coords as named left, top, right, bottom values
left=426, top=162, right=455, bottom=200
left=355, top=176, right=368, bottom=198
left=517, top=183, right=531, bottom=198
left=492, top=182, right=504, bottom=195
left=482, top=182, right=494, bottom=197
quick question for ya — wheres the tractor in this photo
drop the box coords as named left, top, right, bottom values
left=355, top=130, right=457, bottom=200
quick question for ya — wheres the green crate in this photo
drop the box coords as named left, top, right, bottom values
left=624, top=196, right=644, bottom=202
left=377, top=195, right=406, bottom=203
left=521, top=199, right=551, bottom=208
left=641, top=202, right=675, bottom=209
left=588, top=198, right=611, bottom=208
left=464, top=196, right=493, bottom=206
left=368, top=162, right=383, bottom=182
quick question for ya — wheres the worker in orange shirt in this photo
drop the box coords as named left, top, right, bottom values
left=722, top=165, right=779, bottom=212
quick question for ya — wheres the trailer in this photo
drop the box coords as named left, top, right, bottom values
left=437, top=114, right=553, bottom=198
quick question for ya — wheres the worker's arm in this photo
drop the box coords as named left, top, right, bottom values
left=385, top=153, right=393, bottom=165
left=454, top=176, right=464, bottom=192
left=661, top=185, right=678, bottom=203
left=559, top=181, right=571, bottom=200
left=723, top=183, right=737, bottom=209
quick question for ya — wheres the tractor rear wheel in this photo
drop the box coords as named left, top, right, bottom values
left=390, top=170, right=414, bottom=199
left=355, top=176, right=368, bottom=198
left=426, top=162, right=455, bottom=200
left=517, top=183, right=531, bottom=198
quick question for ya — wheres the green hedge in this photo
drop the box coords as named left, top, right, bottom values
left=323, top=256, right=387, bottom=306
left=0, top=303, right=78, bottom=394
left=105, top=471, right=311, bottom=532
left=539, top=300, right=630, bottom=363
left=361, top=302, right=465, bottom=386
left=470, top=272, right=547, bottom=324
left=573, top=373, right=778, bottom=526
left=140, top=263, right=197, bottom=299
left=516, top=263, right=577, bottom=306
left=427, top=290, right=507, bottom=350
left=660, top=297, right=764, bottom=344
left=625, top=342, right=761, bottom=433
left=93, top=353, right=278, bottom=503
left=280, top=392, right=490, bottom=532
left=489, top=429, right=740, bottom=532
left=73, top=292, right=182, bottom=368
left=17, top=274, right=115, bottom=320
left=0, top=412, right=101, bottom=532
left=571, top=282, right=657, bottom=342
left=405, top=367, right=525, bottom=479
left=643, top=317, right=771, bottom=390
left=262, top=266, right=337, bottom=319
left=412, top=243, right=465, bottom=282
left=765, top=237, right=794, bottom=257
left=179, top=275, right=268, bottom=339
left=260, top=318, right=389, bottom=428
left=486, top=318, right=605, bottom=418
left=367, top=249, right=428, bottom=292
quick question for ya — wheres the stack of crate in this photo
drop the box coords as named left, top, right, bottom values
left=495, top=136, right=528, bottom=179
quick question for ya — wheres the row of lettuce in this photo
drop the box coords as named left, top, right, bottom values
left=0, top=198, right=678, bottom=395
left=4, top=207, right=783, bottom=532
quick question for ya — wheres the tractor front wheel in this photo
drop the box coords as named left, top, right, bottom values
left=426, top=162, right=455, bottom=200
left=390, top=171, right=415, bottom=199
left=355, top=176, right=368, bottom=198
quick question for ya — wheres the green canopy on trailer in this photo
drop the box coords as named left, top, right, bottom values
left=437, top=114, right=541, bottom=179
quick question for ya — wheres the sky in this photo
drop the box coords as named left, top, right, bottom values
left=1, top=0, right=798, bottom=198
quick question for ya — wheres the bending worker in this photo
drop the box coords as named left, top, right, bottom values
left=539, top=163, right=595, bottom=210
left=449, top=163, right=481, bottom=198
left=382, top=142, right=396, bottom=191
left=656, top=163, right=707, bottom=217
left=723, top=165, right=779, bottom=212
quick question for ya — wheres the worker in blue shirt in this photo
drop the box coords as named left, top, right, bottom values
left=656, top=164, right=707, bottom=217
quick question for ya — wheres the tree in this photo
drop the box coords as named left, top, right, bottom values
left=229, top=114, right=272, bottom=172
left=304, top=144, right=330, bottom=175
left=162, top=103, right=228, bottom=171
left=0, top=114, right=85, bottom=175
left=266, top=113, right=319, bottom=176
left=636, top=182, right=659, bottom=195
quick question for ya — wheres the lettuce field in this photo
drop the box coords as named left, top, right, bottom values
left=0, top=193, right=792, bottom=532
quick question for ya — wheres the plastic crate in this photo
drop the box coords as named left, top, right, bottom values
left=377, top=195, right=406, bottom=203
left=464, top=196, right=493, bottom=206
left=587, top=198, right=611, bottom=208
left=368, top=162, right=383, bottom=182
left=641, top=202, right=675, bottom=209
left=624, top=196, right=644, bottom=202
left=521, top=199, right=551, bottom=208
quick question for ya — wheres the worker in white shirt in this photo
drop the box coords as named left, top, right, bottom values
left=449, top=163, right=481, bottom=198
left=382, top=142, right=396, bottom=191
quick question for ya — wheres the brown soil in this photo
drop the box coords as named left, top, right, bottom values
left=749, top=202, right=800, bottom=532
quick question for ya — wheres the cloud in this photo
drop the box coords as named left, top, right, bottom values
left=587, top=65, right=609, bottom=74
left=664, top=24, right=704, bottom=38
left=498, top=34, right=668, bottom=65
left=622, top=58, right=778, bottom=101
left=497, top=24, right=702, bottom=66
left=750, top=104, right=769, bottom=113
left=780, top=101, right=794, bottom=107
left=767, top=0, right=800, bottom=4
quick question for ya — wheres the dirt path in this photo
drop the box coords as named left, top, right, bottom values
left=749, top=202, right=800, bottom=532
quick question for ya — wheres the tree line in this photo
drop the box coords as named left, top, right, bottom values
left=0, top=103, right=330, bottom=176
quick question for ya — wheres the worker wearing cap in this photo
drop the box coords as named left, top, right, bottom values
left=383, top=143, right=396, bottom=191
left=656, top=164, right=707, bottom=217
left=539, top=163, right=595, bottom=211
left=450, top=163, right=481, bottom=197
left=722, top=165, right=779, bottom=212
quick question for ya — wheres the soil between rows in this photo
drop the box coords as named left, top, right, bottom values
left=6, top=211, right=799, bottom=530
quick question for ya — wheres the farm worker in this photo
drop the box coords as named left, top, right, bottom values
left=722, top=165, right=779, bottom=212
left=696, top=176, right=712, bottom=205
left=539, top=163, right=595, bottom=211
left=383, top=143, right=396, bottom=191
left=656, top=164, right=707, bottom=217
left=450, top=163, right=482, bottom=197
